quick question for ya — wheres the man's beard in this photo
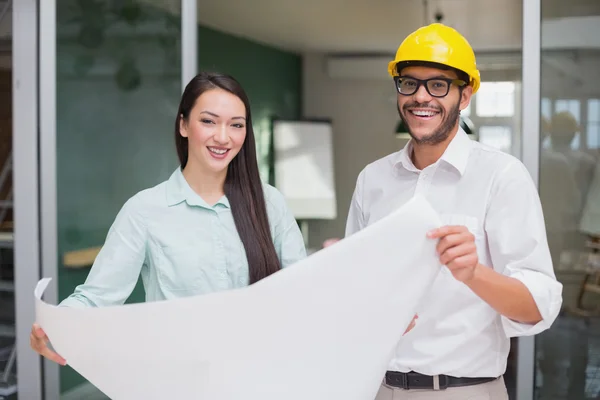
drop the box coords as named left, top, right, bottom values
left=397, top=100, right=461, bottom=145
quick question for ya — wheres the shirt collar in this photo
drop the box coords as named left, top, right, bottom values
left=165, top=167, right=230, bottom=209
left=394, top=127, right=472, bottom=176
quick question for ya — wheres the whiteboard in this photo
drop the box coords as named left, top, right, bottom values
left=273, top=120, right=337, bottom=219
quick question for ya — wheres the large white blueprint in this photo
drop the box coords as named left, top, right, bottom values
left=35, top=195, right=443, bottom=400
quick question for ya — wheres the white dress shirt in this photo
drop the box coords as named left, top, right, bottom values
left=345, top=128, right=563, bottom=378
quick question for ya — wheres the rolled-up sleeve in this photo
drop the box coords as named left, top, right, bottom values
left=59, top=194, right=148, bottom=308
left=485, top=160, right=563, bottom=337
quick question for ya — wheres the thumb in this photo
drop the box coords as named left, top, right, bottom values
left=33, top=324, right=46, bottom=338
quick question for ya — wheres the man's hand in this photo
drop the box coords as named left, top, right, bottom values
left=427, top=226, right=544, bottom=324
left=427, top=226, right=479, bottom=283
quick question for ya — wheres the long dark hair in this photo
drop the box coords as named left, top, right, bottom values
left=175, top=72, right=281, bottom=284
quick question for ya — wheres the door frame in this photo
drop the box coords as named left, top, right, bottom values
left=517, top=0, right=542, bottom=399
left=13, top=0, right=43, bottom=398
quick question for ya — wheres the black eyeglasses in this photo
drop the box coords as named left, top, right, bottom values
left=394, top=76, right=467, bottom=98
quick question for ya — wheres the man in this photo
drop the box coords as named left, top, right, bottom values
left=345, top=23, right=563, bottom=399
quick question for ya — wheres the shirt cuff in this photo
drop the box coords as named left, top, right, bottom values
left=501, top=269, right=563, bottom=337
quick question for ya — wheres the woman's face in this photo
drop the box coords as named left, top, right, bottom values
left=179, top=88, right=247, bottom=175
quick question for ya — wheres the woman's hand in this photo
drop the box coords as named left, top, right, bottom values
left=403, top=314, right=418, bottom=335
left=30, top=323, right=67, bottom=365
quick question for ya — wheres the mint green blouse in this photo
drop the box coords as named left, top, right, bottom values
left=60, top=168, right=307, bottom=308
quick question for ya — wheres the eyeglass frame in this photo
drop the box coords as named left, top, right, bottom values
left=393, top=76, right=468, bottom=98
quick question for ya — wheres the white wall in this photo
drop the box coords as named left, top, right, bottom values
left=301, top=53, right=408, bottom=248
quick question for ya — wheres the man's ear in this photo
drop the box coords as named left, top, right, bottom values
left=179, top=114, right=188, bottom=138
left=460, top=86, right=473, bottom=112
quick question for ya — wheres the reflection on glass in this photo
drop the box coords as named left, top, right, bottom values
left=555, top=100, right=581, bottom=118
left=56, top=0, right=181, bottom=396
left=588, top=99, right=600, bottom=149
left=536, top=2, right=600, bottom=398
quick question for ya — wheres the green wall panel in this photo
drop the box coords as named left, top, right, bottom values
left=197, top=25, right=302, bottom=179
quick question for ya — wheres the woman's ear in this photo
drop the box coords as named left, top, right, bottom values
left=179, top=114, right=188, bottom=138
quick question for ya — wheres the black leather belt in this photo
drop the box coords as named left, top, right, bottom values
left=385, top=371, right=497, bottom=390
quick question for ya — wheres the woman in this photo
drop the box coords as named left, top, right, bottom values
left=30, top=72, right=307, bottom=365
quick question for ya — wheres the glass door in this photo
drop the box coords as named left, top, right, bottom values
left=34, top=0, right=195, bottom=398
left=533, top=1, right=600, bottom=399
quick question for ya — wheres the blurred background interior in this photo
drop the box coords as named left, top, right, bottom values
left=2, top=0, right=600, bottom=399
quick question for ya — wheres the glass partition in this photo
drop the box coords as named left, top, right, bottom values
left=535, top=1, right=600, bottom=398
left=55, top=0, right=182, bottom=396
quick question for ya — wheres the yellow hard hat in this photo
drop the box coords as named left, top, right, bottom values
left=550, top=111, right=580, bottom=134
left=388, top=23, right=481, bottom=94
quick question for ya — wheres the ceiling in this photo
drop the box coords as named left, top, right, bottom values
left=2, top=0, right=600, bottom=58
left=195, top=0, right=600, bottom=55
left=197, top=0, right=521, bottom=54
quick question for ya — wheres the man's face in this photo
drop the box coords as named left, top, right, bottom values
left=396, top=66, right=472, bottom=145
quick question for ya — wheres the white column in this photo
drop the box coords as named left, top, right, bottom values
left=181, top=0, right=198, bottom=92
left=39, top=0, right=60, bottom=397
left=517, top=0, right=541, bottom=399
left=13, top=0, right=43, bottom=398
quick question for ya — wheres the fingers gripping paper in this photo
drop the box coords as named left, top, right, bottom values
left=35, top=195, right=443, bottom=400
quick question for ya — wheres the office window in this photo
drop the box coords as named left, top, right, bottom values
left=588, top=99, right=600, bottom=149
left=476, top=82, right=515, bottom=117
left=478, top=126, right=512, bottom=153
